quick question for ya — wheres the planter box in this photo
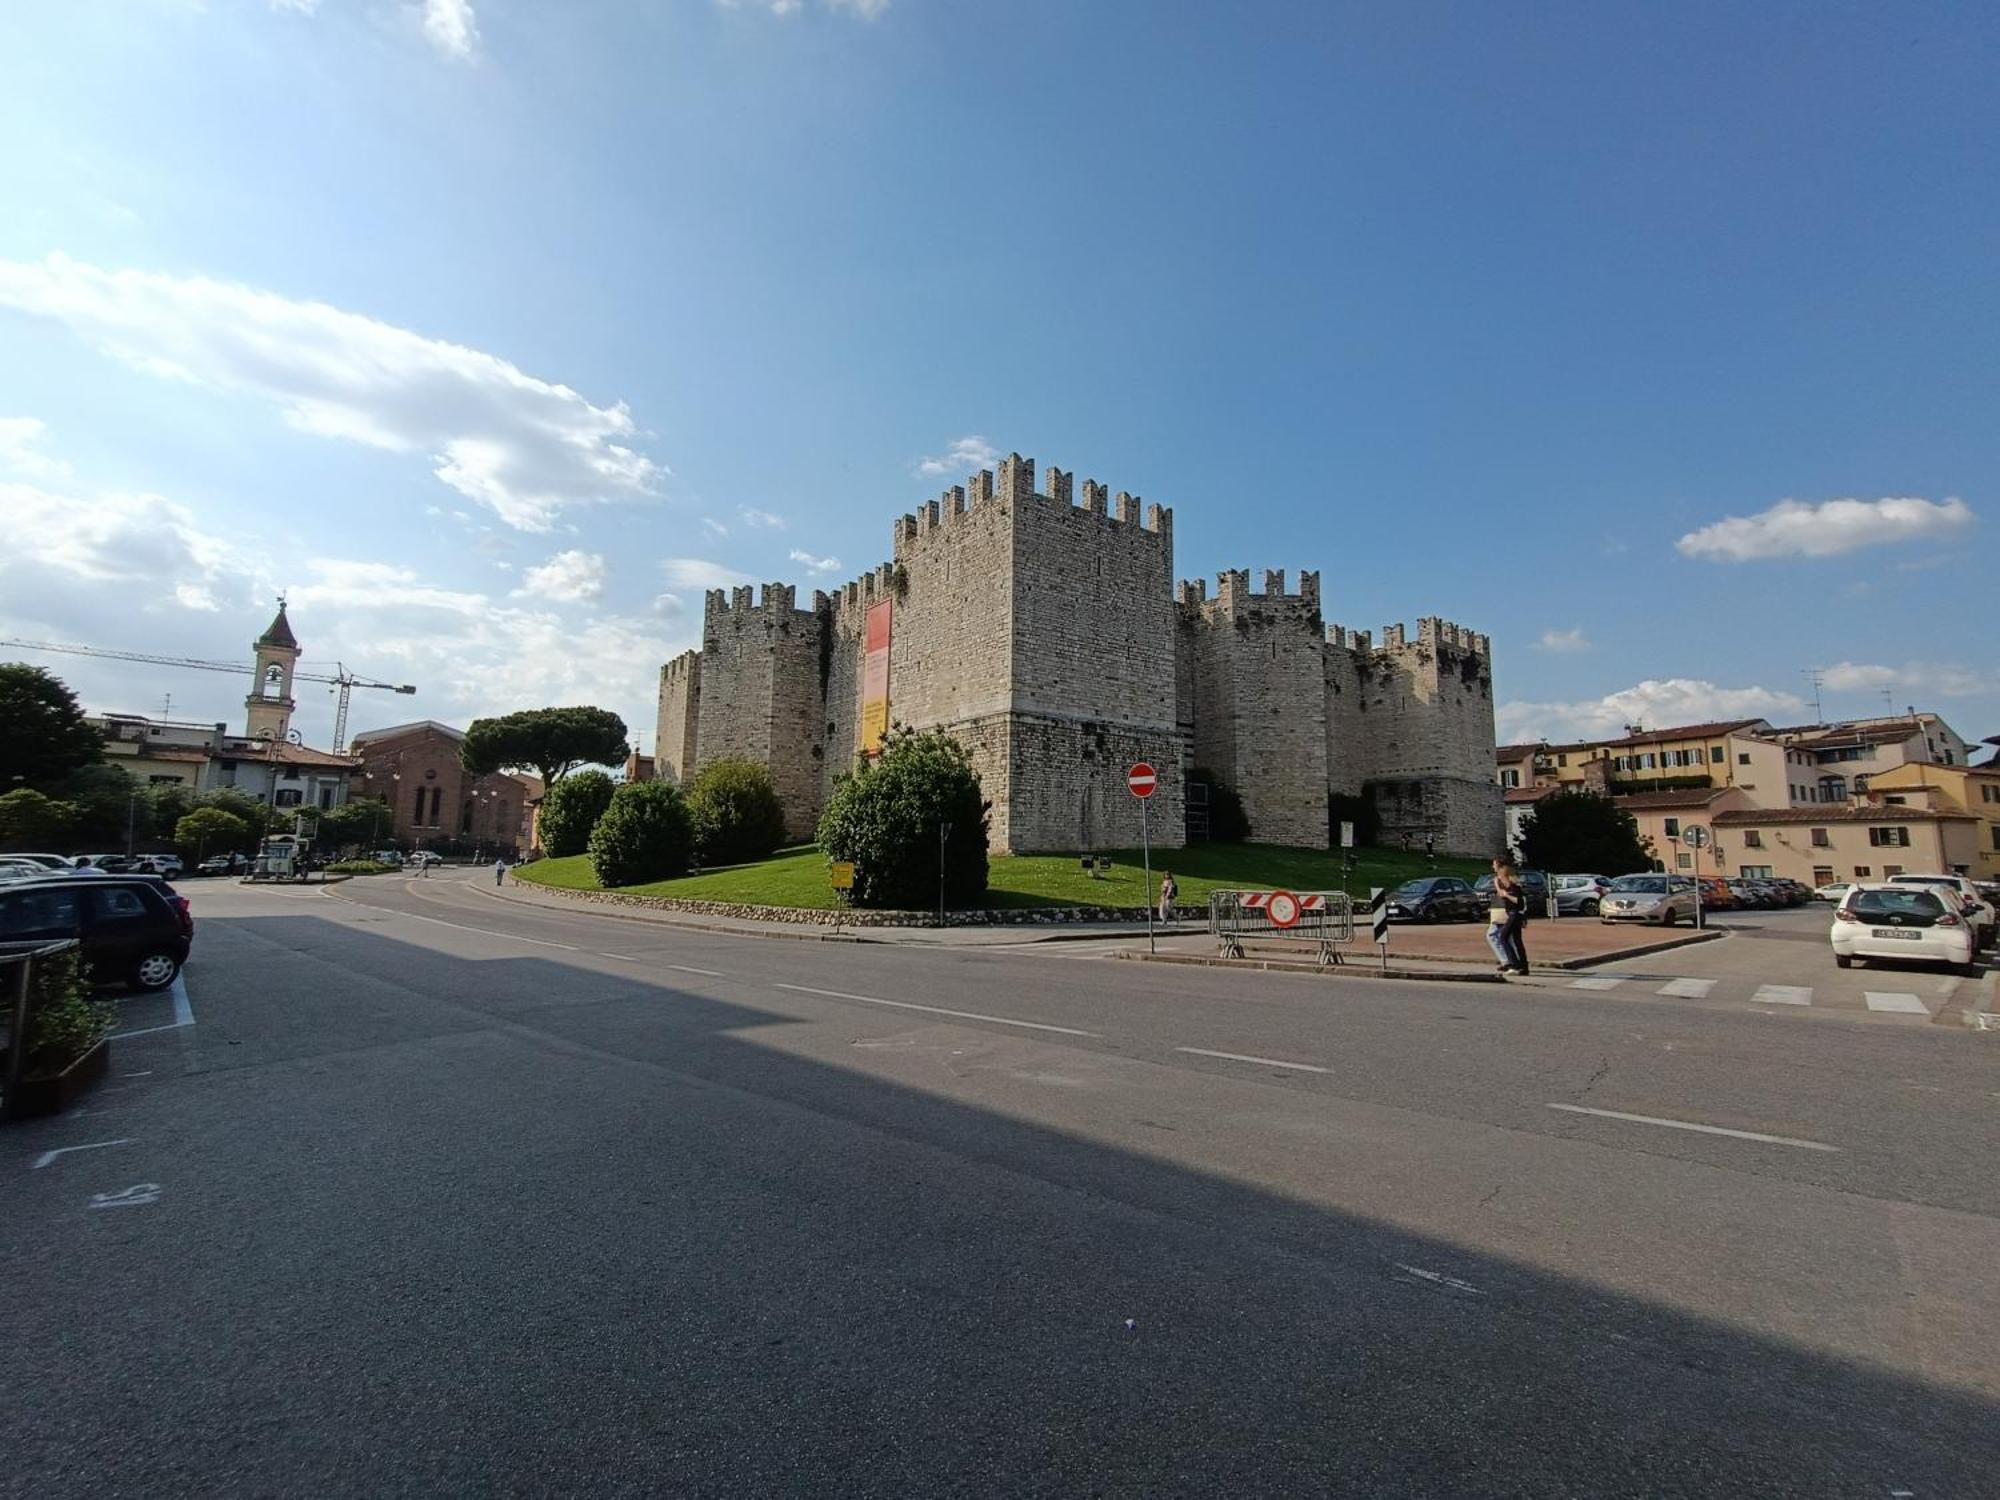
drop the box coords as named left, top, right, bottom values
left=1, top=1038, right=110, bottom=1121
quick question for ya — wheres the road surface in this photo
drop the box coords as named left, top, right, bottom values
left=4, top=870, right=1996, bottom=1496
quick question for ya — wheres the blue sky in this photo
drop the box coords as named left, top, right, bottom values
left=2, top=0, right=1994, bottom=754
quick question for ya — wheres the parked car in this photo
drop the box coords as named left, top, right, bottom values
left=1474, top=869, right=1552, bottom=914
left=5, top=853, right=78, bottom=870
left=1383, top=876, right=1484, bottom=923
left=1813, top=881, right=1854, bottom=904
left=1773, top=879, right=1812, bottom=907
left=406, top=850, right=443, bottom=870
left=1553, top=874, right=1610, bottom=917
left=0, top=858, right=49, bottom=884
left=1599, top=873, right=1699, bottom=925
left=1831, top=883, right=1977, bottom=976
left=1886, top=874, right=1996, bottom=951
left=1695, top=875, right=1736, bottom=911
left=0, top=875, right=193, bottom=990
left=73, top=853, right=142, bottom=873
left=370, top=849, right=405, bottom=867
left=134, top=854, right=185, bottom=878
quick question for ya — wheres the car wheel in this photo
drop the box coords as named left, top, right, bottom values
left=130, top=952, right=180, bottom=991
left=1834, top=954, right=1852, bottom=969
left=1581, top=899, right=1598, bottom=917
left=1961, top=962, right=1982, bottom=979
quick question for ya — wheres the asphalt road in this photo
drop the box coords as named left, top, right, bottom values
left=4, top=870, right=1997, bottom=1497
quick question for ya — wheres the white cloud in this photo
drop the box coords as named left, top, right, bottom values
left=516, top=549, right=607, bottom=603
left=662, top=557, right=755, bottom=591
left=653, top=592, right=686, bottom=618
left=0, top=253, right=663, bottom=532
left=916, top=434, right=999, bottom=478
left=719, top=0, right=886, bottom=16
left=419, top=0, right=478, bottom=59
left=1496, top=679, right=1806, bottom=745
left=700, top=516, right=729, bottom=539
left=0, top=477, right=243, bottom=612
left=1676, top=496, right=1974, bottom=562
left=1533, top=627, right=1591, bottom=654
left=826, top=0, right=890, bottom=16
left=788, top=548, right=842, bottom=575
left=1819, top=661, right=1999, bottom=700
left=738, top=506, right=785, bottom=530
left=268, top=0, right=322, bottom=14
left=0, top=417, right=72, bottom=480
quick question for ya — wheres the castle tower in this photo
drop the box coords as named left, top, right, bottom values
left=245, top=599, right=300, bottom=741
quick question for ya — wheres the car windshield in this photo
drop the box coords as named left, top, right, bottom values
left=1847, top=889, right=1944, bottom=922
left=1608, top=876, right=1666, bottom=894
left=1392, top=880, right=1442, bottom=896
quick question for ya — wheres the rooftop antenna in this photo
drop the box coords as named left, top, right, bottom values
left=1800, top=667, right=1825, bottom=723
left=161, top=691, right=172, bottom=720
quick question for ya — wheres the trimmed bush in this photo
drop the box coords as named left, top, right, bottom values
left=588, top=781, right=696, bottom=888
left=539, top=768, right=617, bottom=858
left=324, top=860, right=395, bottom=875
left=688, top=757, right=787, bottom=867
left=816, top=727, right=989, bottom=909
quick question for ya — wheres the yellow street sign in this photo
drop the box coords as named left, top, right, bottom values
left=829, top=861, right=856, bottom=891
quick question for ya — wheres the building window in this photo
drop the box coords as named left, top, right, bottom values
left=1883, top=864, right=1904, bottom=877
left=1557, top=754, right=1568, bottom=767
left=1853, top=866, right=1870, bottom=878
left=1711, top=744, right=1724, bottom=761
left=1676, top=852, right=1692, bottom=869
left=1501, top=768, right=1520, bottom=788
left=1884, top=795, right=1906, bottom=806
left=1868, top=826, right=1911, bottom=848
left=1663, top=817, right=1680, bottom=837
left=274, top=788, right=302, bottom=807
left=1812, top=866, right=1834, bottom=885
left=1738, top=752, right=1751, bottom=766
left=1810, top=828, right=1829, bottom=847
left=413, top=785, right=426, bottom=825
left=430, top=786, right=444, bottom=826
left=319, top=786, right=337, bottom=810
left=1743, top=829, right=1763, bottom=848
left=1853, top=776, right=1869, bottom=793
left=1741, top=864, right=1773, bottom=878
left=1991, top=826, right=2000, bottom=851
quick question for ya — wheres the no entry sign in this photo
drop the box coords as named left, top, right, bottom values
left=1127, top=762, right=1157, bottom=799
left=1266, top=890, right=1302, bottom=929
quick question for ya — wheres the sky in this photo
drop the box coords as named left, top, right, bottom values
left=1, top=0, right=1995, bottom=757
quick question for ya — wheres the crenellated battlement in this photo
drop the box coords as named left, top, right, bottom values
left=703, top=582, right=813, bottom=622
left=1324, top=616, right=1490, bottom=660
left=661, top=650, right=699, bottom=683
left=1182, top=567, right=1321, bottom=616
left=891, top=452, right=1172, bottom=560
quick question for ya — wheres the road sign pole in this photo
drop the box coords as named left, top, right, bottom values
left=1142, top=793, right=1154, bottom=956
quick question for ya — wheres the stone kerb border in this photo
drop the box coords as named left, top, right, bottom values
left=520, top=881, right=1156, bottom=928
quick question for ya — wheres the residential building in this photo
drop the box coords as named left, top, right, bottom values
left=1711, top=805, right=1981, bottom=885
left=1768, top=714, right=1976, bottom=803
left=1861, top=761, right=2000, bottom=883
left=1612, top=787, right=1754, bottom=874
left=348, top=720, right=540, bottom=856
left=1502, top=783, right=1556, bottom=856
left=91, top=715, right=229, bottom=789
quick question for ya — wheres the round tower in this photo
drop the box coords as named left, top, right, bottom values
left=245, top=599, right=300, bottom=741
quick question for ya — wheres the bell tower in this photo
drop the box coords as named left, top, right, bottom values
left=246, top=598, right=301, bottom=741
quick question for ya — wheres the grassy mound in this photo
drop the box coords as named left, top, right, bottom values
left=513, top=841, right=1485, bottom=912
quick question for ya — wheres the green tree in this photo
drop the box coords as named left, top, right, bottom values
left=1519, top=790, right=1654, bottom=875
left=816, top=727, right=989, bottom=910
left=0, top=787, right=79, bottom=849
left=687, top=757, right=787, bottom=867
left=538, top=768, right=617, bottom=857
left=175, top=807, right=254, bottom=861
left=306, top=797, right=393, bottom=852
left=57, top=764, right=146, bottom=849
left=461, top=707, right=628, bottom=789
left=0, top=663, right=103, bottom=789
left=588, top=780, right=696, bottom=888
left=149, top=783, right=199, bottom=839
left=201, top=788, right=273, bottom=837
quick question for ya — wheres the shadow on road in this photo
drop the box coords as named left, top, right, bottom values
left=4, top=909, right=1993, bottom=1496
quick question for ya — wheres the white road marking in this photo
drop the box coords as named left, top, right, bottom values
left=1656, top=978, right=1716, bottom=998
left=1864, top=991, right=1928, bottom=1015
left=365, top=907, right=580, bottom=952
left=667, top=963, right=725, bottom=977
left=89, top=1184, right=161, bottom=1209
left=772, top=983, right=1099, bottom=1037
left=1568, top=977, right=1623, bottom=991
left=108, top=973, right=197, bottom=1040
left=1394, top=1264, right=1483, bottom=1294
left=1547, top=1102, right=1839, bottom=1152
left=32, top=1139, right=136, bottom=1170
left=1175, top=1046, right=1332, bottom=1074
left=1750, top=984, right=1813, bottom=1006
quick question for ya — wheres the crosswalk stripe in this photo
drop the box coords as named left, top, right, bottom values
left=1569, top=977, right=1624, bottom=991
left=1864, top=991, right=1928, bottom=1015
left=1657, top=978, right=1716, bottom=999
left=1750, top=984, right=1813, bottom=1007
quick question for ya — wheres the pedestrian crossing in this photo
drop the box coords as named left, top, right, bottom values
left=1559, top=972, right=1949, bottom=1019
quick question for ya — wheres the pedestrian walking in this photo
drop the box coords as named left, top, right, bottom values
left=1158, top=870, right=1177, bottom=927
left=419, top=853, right=430, bottom=878
left=1502, top=873, right=1532, bottom=976
left=1487, top=859, right=1529, bottom=976
left=494, top=857, right=507, bottom=887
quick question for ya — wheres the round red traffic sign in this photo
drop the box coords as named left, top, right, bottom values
left=1267, top=890, right=1302, bottom=929
left=1127, top=762, right=1157, bottom=799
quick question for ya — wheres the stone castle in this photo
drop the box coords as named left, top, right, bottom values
left=655, top=453, right=1502, bottom=856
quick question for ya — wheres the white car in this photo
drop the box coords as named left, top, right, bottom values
left=1886, top=874, right=1995, bottom=951
left=1812, top=881, right=1853, bottom=904
left=406, top=851, right=443, bottom=869
left=1831, top=883, right=1978, bottom=976
left=134, top=854, right=185, bottom=877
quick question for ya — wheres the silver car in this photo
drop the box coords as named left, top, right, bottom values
left=1553, top=874, right=1610, bottom=917
left=1599, top=873, right=1699, bottom=926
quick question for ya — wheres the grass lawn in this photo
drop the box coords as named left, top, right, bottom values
left=514, top=841, right=1488, bottom=912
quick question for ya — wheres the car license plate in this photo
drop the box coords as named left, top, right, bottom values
left=1871, top=928, right=1922, bottom=941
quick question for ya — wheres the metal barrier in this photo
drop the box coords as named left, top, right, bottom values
left=1209, top=890, right=1356, bottom=968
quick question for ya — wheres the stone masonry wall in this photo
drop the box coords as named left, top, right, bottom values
left=655, top=651, right=700, bottom=786
left=1184, top=568, right=1328, bottom=847
left=695, top=584, right=824, bottom=839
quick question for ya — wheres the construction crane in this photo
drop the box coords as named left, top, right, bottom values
left=0, top=638, right=416, bottom=752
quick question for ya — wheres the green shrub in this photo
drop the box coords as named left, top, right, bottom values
left=816, top=727, right=988, bottom=909
left=324, top=859, right=394, bottom=875
left=588, top=781, right=696, bottom=888
left=0, top=787, right=78, bottom=848
left=539, top=768, right=617, bottom=858
left=688, top=757, right=787, bottom=867
left=175, top=807, right=253, bottom=860
left=17, top=950, right=114, bottom=1076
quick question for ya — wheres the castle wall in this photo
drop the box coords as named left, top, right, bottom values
left=655, top=651, right=700, bottom=786
left=1184, top=569, right=1328, bottom=847
left=695, top=584, right=824, bottom=839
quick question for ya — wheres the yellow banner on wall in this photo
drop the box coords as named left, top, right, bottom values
left=860, top=598, right=892, bottom=755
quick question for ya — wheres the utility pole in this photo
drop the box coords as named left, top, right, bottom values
left=1800, top=668, right=1825, bottom=724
